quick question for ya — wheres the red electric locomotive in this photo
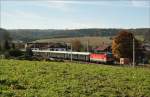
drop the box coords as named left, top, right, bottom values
left=90, top=52, right=114, bottom=63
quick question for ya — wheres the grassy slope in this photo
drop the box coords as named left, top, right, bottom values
left=34, top=36, right=112, bottom=46
left=34, top=35, right=144, bottom=47
left=0, top=59, right=150, bottom=97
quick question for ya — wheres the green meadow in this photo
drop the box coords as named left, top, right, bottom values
left=0, top=59, right=150, bottom=97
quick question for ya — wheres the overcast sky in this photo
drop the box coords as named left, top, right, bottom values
left=0, top=0, right=150, bottom=29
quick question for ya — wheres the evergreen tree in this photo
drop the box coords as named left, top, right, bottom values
left=4, top=40, right=10, bottom=50
left=25, top=47, right=33, bottom=57
left=12, top=43, right=15, bottom=49
left=0, top=44, right=1, bottom=51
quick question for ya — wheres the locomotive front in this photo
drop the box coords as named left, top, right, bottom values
left=90, top=52, right=114, bottom=63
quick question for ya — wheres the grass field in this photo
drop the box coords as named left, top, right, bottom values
left=0, top=59, right=150, bottom=97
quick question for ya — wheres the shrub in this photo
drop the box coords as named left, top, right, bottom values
left=25, top=47, right=33, bottom=57
left=9, top=49, right=23, bottom=57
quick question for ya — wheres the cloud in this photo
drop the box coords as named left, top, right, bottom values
left=131, top=0, right=150, bottom=8
left=1, top=0, right=149, bottom=29
left=2, top=0, right=150, bottom=8
left=5, top=10, right=44, bottom=20
left=47, top=1, right=150, bottom=8
left=47, top=1, right=111, bottom=6
left=1, top=10, right=48, bottom=28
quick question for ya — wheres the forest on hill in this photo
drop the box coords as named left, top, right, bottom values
left=0, top=28, right=11, bottom=41
left=1, top=28, right=150, bottom=42
left=0, top=28, right=12, bottom=51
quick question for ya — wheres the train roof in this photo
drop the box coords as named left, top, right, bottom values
left=32, top=50, right=91, bottom=55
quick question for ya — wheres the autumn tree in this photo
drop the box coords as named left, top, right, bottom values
left=112, top=30, right=143, bottom=63
left=71, top=39, right=82, bottom=51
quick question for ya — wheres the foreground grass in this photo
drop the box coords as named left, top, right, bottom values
left=0, top=59, right=150, bottom=97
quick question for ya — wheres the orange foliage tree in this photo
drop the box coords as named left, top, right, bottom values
left=71, top=39, right=82, bottom=52
left=112, top=30, right=143, bottom=62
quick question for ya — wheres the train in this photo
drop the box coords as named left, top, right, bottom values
left=32, top=50, right=114, bottom=63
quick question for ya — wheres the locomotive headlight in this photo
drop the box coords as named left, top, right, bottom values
left=103, top=58, right=106, bottom=62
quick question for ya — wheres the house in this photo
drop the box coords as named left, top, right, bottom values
left=143, top=43, right=150, bottom=52
left=25, top=42, right=46, bottom=50
left=143, top=43, right=150, bottom=60
left=135, top=42, right=150, bottom=64
left=48, top=43, right=68, bottom=51
left=93, top=44, right=112, bottom=53
left=25, top=42, right=68, bottom=51
left=12, top=40, right=25, bottom=50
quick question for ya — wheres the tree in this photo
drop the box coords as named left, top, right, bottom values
left=0, top=28, right=12, bottom=51
left=9, top=49, right=23, bottom=57
left=0, top=41, right=2, bottom=51
left=25, top=47, right=33, bottom=57
left=71, top=39, right=82, bottom=51
left=0, top=44, right=1, bottom=51
left=4, top=40, right=11, bottom=50
left=12, top=43, right=15, bottom=49
left=144, top=31, right=150, bottom=42
left=112, top=30, right=143, bottom=63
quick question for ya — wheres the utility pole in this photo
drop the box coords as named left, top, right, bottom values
left=67, top=43, right=72, bottom=61
left=87, top=40, right=89, bottom=52
left=133, top=34, right=135, bottom=67
left=34, top=42, right=36, bottom=50
left=71, top=43, right=72, bottom=61
left=48, top=42, right=50, bottom=50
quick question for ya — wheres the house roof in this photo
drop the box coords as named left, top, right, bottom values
left=28, top=42, right=67, bottom=48
left=95, top=44, right=111, bottom=51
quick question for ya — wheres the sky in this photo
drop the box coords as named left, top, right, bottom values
left=0, top=0, right=150, bottom=29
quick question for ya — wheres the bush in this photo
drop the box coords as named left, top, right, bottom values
left=9, top=49, right=23, bottom=57
left=25, top=48, right=33, bottom=57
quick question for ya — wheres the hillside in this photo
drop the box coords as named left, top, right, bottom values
left=34, top=35, right=144, bottom=47
left=0, top=28, right=12, bottom=51
left=34, top=36, right=112, bottom=46
left=8, top=28, right=150, bottom=42
left=0, top=28, right=11, bottom=41
left=0, top=59, right=150, bottom=97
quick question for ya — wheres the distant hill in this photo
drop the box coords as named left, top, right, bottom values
left=7, top=28, right=150, bottom=42
left=0, top=28, right=12, bottom=51
left=0, top=28, right=11, bottom=41
left=34, top=36, right=112, bottom=47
